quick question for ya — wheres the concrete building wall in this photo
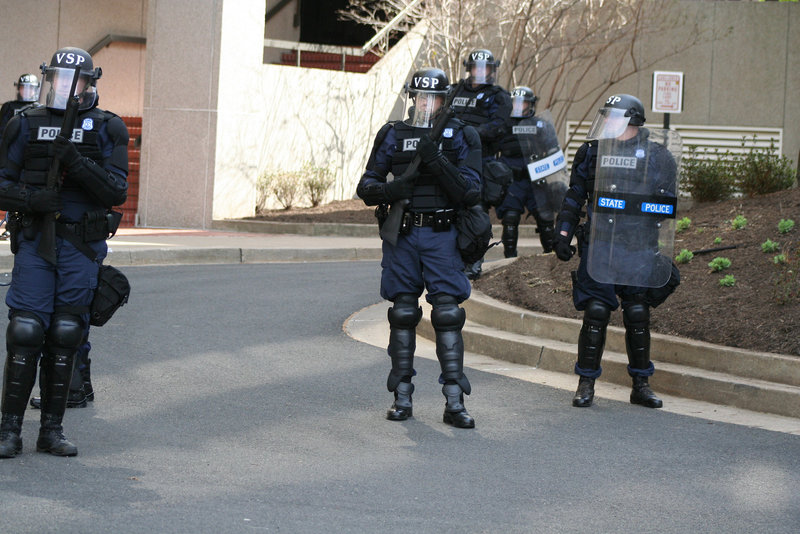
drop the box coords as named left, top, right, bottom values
left=0, top=0, right=147, bottom=116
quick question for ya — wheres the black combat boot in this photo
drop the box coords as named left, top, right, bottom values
left=36, top=413, right=77, bottom=456
left=0, top=413, right=24, bottom=458
left=535, top=218, right=555, bottom=253
left=630, top=376, right=663, bottom=408
left=386, top=381, right=413, bottom=421
left=572, top=376, right=595, bottom=408
left=501, top=210, right=521, bottom=258
left=442, top=383, right=475, bottom=429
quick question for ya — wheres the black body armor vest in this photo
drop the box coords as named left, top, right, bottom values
left=451, top=85, right=502, bottom=128
left=392, top=120, right=463, bottom=212
left=20, top=107, right=111, bottom=192
left=498, top=117, right=525, bottom=158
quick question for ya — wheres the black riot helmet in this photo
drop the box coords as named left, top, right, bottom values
left=463, top=49, right=499, bottom=86
left=403, top=67, right=450, bottom=128
left=40, top=47, right=102, bottom=111
left=587, top=93, right=646, bottom=140
left=14, top=73, right=41, bottom=102
left=509, top=86, right=538, bottom=118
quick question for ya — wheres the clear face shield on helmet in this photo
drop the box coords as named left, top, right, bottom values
left=17, top=82, right=41, bottom=103
left=586, top=107, right=632, bottom=140
left=467, top=60, right=494, bottom=86
left=510, top=95, right=532, bottom=118
left=43, top=66, right=96, bottom=111
left=404, top=91, right=444, bottom=128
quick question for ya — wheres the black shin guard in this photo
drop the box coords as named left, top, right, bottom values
left=386, top=294, right=422, bottom=392
left=501, top=210, right=521, bottom=258
left=430, top=294, right=471, bottom=395
left=2, top=313, right=45, bottom=416
left=623, top=301, right=651, bottom=371
left=577, top=299, right=611, bottom=373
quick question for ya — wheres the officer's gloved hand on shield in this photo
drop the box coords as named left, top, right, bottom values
left=553, top=234, right=575, bottom=261
left=384, top=172, right=417, bottom=202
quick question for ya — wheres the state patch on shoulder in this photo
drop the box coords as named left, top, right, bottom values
left=81, top=118, right=94, bottom=130
left=636, top=148, right=645, bottom=158
left=443, top=128, right=453, bottom=138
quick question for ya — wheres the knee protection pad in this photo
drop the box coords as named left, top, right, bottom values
left=622, top=301, right=650, bottom=329
left=502, top=210, right=521, bottom=226
left=45, top=314, right=85, bottom=355
left=387, top=294, right=422, bottom=329
left=430, top=294, right=465, bottom=332
left=6, top=311, right=45, bottom=355
left=583, top=299, right=611, bottom=327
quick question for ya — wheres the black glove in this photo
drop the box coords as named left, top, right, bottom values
left=384, top=173, right=416, bottom=202
left=416, top=134, right=441, bottom=164
left=26, top=189, right=62, bottom=213
left=52, top=135, right=82, bottom=170
left=553, top=235, right=575, bottom=262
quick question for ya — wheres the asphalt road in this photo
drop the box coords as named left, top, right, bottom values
left=0, top=262, right=798, bottom=533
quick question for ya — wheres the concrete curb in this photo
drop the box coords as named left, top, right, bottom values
left=417, top=292, right=800, bottom=419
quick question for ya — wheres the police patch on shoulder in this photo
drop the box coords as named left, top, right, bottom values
left=82, top=118, right=94, bottom=130
left=636, top=148, right=645, bottom=158
left=443, top=128, right=453, bottom=138
left=477, top=93, right=484, bottom=100
left=537, top=121, right=544, bottom=128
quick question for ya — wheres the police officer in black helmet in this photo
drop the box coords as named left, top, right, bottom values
left=451, top=49, right=512, bottom=278
left=0, top=47, right=128, bottom=458
left=554, top=94, right=681, bottom=410
left=357, top=67, right=482, bottom=428
left=0, top=74, right=41, bottom=139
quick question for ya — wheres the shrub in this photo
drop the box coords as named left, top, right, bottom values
left=302, top=163, right=335, bottom=208
left=731, top=215, right=747, bottom=230
left=778, top=219, right=795, bottom=234
left=708, top=257, right=731, bottom=272
left=773, top=248, right=799, bottom=304
left=255, top=172, right=273, bottom=214
left=676, top=217, right=691, bottom=233
left=719, top=275, right=736, bottom=287
left=680, top=146, right=736, bottom=202
left=269, top=170, right=303, bottom=210
left=734, top=137, right=796, bottom=197
left=675, top=249, right=694, bottom=264
left=774, top=254, right=787, bottom=265
left=713, top=237, right=722, bottom=245
left=761, top=239, right=780, bottom=253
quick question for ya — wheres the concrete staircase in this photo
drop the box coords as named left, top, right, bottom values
left=418, top=290, right=800, bottom=419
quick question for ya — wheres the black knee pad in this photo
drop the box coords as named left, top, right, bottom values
left=430, top=294, right=465, bottom=331
left=623, top=301, right=650, bottom=329
left=387, top=294, right=422, bottom=329
left=502, top=210, right=521, bottom=226
left=46, top=314, right=85, bottom=353
left=583, top=299, right=611, bottom=327
left=6, top=311, right=45, bottom=355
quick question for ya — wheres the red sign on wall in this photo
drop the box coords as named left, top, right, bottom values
left=652, top=71, right=684, bottom=114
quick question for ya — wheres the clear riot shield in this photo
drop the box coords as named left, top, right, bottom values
left=587, top=128, right=682, bottom=288
left=516, top=111, right=568, bottom=220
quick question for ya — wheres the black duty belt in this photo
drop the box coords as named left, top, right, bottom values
left=409, top=210, right=455, bottom=227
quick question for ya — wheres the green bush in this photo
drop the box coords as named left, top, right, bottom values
left=680, top=147, right=736, bottom=202
left=778, top=219, right=795, bottom=234
left=713, top=237, right=722, bottom=245
left=734, top=137, right=797, bottom=197
left=302, top=163, right=335, bottom=208
left=719, top=275, right=736, bottom=287
left=676, top=217, right=691, bottom=233
left=708, top=257, right=732, bottom=272
left=761, top=239, right=780, bottom=253
left=731, top=215, right=747, bottom=230
left=675, top=249, right=694, bottom=264
left=774, top=254, right=787, bottom=265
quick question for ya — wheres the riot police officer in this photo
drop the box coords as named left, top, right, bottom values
left=0, top=47, right=128, bottom=457
left=357, top=67, right=482, bottom=428
left=553, top=94, right=681, bottom=409
left=451, top=49, right=512, bottom=278
left=496, top=86, right=565, bottom=257
left=0, top=74, right=41, bottom=138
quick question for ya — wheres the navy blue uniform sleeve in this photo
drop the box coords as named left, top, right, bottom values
left=356, top=124, right=397, bottom=206
left=0, top=115, right=31, bottom=212
left=556, top=141, right=593, bottom=238
left=477, top=89, right=512, bottom=143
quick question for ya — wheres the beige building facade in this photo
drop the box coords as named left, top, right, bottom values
left=0, top=0, right=797, bottom=229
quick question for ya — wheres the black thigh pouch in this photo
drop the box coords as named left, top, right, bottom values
left=90, top=265, right=131, bottom=326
